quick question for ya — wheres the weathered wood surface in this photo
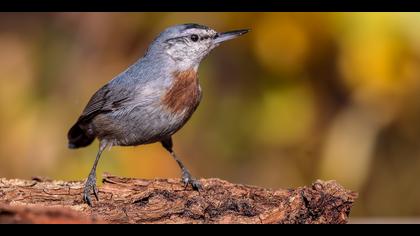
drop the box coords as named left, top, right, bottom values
left=0, top=173, right=357, bottom=224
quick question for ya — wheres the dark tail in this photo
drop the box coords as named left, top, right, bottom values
left=67, top=121, right=95, bottom=149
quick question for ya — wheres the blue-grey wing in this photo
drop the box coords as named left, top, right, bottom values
left=78, top=83, right=132, bottom=123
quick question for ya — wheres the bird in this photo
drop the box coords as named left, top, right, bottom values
left=67, top=23, right=249, bottom=206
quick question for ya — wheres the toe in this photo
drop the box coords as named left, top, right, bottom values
left=83, top=193, right=92, bottom=207
left=182, top=178, right=189, bottom=188
left=181, top=175, right=190, bottom=186
left=191, top=180, right=202, bottom=191
left=93, top=185, right=99, bottom=201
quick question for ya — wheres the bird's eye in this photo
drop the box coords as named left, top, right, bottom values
left=190, top=34, right=199, bottom=42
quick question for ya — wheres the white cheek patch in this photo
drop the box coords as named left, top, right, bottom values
left=164, top=34, right=214, bottom=70
left=166, top=45, right=186, bottom=61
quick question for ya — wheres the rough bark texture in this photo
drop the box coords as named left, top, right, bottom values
left=0, top=173, right=357, bottom=224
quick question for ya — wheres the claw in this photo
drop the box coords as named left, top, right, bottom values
left=182, top=177, right=190, bottom=188
left=83, top=192, right=92, bottom=207
left=93, top=185, right=99, bottom=201
left=181, top=171, right=202, bottom=191
left=191, top=180, right=202, bottom=191
left=83, top=173, right=98, bottom=207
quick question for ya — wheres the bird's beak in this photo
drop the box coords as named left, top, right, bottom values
left=213, top=29, right=250, bottom=44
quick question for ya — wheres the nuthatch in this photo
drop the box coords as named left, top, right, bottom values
left=67, top=23, right=249, bottom=206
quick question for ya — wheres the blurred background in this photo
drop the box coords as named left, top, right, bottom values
left=0, top=12, right=419, bottom=218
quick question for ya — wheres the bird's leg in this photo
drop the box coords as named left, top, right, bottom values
left=83, top=141, right=107, bottom=207
left=161, top=137, right=202, bottom=190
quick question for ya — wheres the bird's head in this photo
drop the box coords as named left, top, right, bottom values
left=146, top=23, right=249, bottom=70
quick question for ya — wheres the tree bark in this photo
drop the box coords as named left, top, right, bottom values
left=0, top=173, right=357, bottom=224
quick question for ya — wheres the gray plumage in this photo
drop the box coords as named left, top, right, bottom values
left=67, top=23, right=249, bottom=206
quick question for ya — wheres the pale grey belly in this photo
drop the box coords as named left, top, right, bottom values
left=91, top=104, right=195, bottom=146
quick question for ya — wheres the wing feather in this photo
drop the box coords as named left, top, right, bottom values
left=77, top=83, right=131, bottom=123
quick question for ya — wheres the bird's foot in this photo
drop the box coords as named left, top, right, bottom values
left=181, top=170, right=202, bottom=191
left=83, top=172, right=99, bottom=207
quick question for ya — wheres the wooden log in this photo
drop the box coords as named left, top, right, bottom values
left=0, top=173, right=357, bottom=224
